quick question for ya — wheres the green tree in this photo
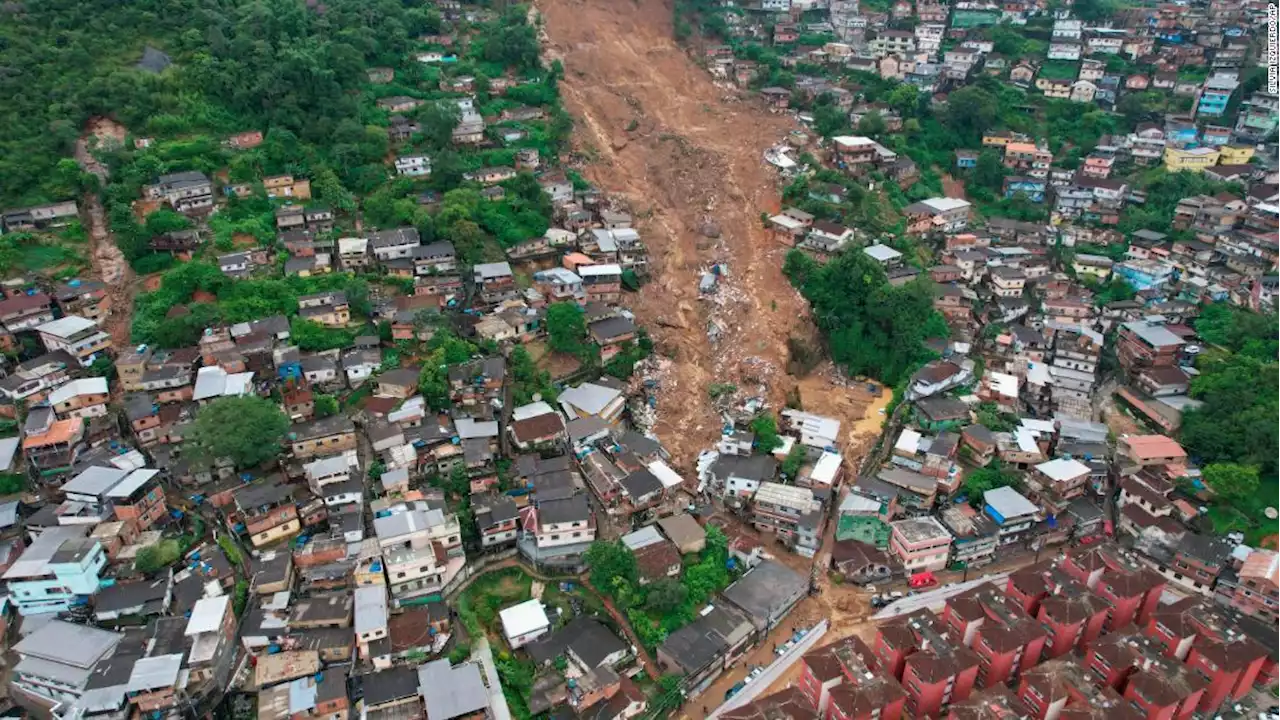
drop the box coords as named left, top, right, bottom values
left=944, top=86, right=999, bottom=141
left=1203, top=463, right=1260, bottom=506
left=973, top=149, right=1006, bottom=190
left=644, top=578, right=689, bottom=614
left=780, top=443, right=807, bottom=479
left=584, top=540, right=639, bottom=593
left=188, top=396, right=289, bottom=468
left=314, top=394, right=339, bottom=418
left=963, top=463, right=1020, bottom=506
left=546, top=302, right=587, bottom=355
left=134, top=539, right=182, bottom=574
left=750, top=413, right=783, bottom=454
left=419, top=101, right=461, bottom=150
left=145, top=209, right=192, bottom=237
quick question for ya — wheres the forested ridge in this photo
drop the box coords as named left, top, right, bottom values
left=0, top=0, right=509, bottom=206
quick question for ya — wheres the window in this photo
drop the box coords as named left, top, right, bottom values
left=551, top=535, right=561, bottom=541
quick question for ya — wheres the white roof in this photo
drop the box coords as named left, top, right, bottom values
left=105, top=468, right=160, bottom=499
left=984, top=485, right=1039, bottom=518
left=1036, top=457, right=1091, bottom=483
left=0, top=436, right=17, bottom=472
left=770, top=214, right=806, bottom=231
left=621, top=525, right=665, bottom=551
left=63, top=465, right=129, bottom=497
left=354, top=586, right=388, bottom=634
left=1014, top=428, right=1041, bottom=454
left=921, top=197, right=972, bottom=212
left=986, top=371, right=1019, bottom=398
left=185, top=594, right=230, bottom=635
left=47, top=377, right=108, bottom=406
left=895, top=428, right=923, bottom=454
left=754, top=481, right=819, bottom=511
left=455, top=417, right=499, bottom=439
left=512, top=401, right=557, bottom=422
left=832, top=135, right=876, bottom=148
left=126, top=653, right=184, bottom=693
left=193, top=365, right=254, bottom=400
left=474, top=261, right=513, bottom=278
left=338, top=237, right=368, bottom=253
left=36, top=315, right=97, bottom=339
left=533, top=267, right=581, bottom=284
left=810, top=452, right=842, bottom=486
left=559, top=382, right=622, bottom=416
left=499, top=599, right=549, bottom=639
left=863, top=243, right=903, bottom=262
left=646, top=460, right=685, bottom=489
left=578, top=263, right=622, bottom=277
left=840, top=492, right=882, bottom=515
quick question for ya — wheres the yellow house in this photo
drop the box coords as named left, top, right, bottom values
left=1217, top=145, right=1255, bottom=165
left=982, top=132, right=1013, bottom=147
left=1164, top=146, right=1220, bottom=173
left=1035, top=78, right=1072, bottom=99
left=1072, top=253, right=1114, bottom=280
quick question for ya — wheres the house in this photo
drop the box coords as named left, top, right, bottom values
left=888, top=516, right=952, bottom=572
left=983, top=485, right=1039, bottom=546
left=144, top=171, right=214, bottom=214
left=500, top=598, right=551, bottom=648
left=415, top=659, right=491, bottom=720
left=377, top=96, right=423, bottom=113
left=10, top=619, right=122, bottom=708
left=35, top=315, right=111, bottom=366
left=657, top=603, right=754, bottom=689
left=395, top=154, right=431, bottom=177
left=0, top=292, right=55, bottom=333
left=657, top=513, right=705, bottom=554
left=47, top=377, right=109, bottom=420
left=297, top=291, right=350, bottom=327
left=4, top=525, right=106, bottom=615
left=1164, top=146, right=1220, bottom=173
left=1, top=200, right=79, bottom=232
left=559, top=381, right=626, bottom=424
left=903, top=197, right=971, bottom=234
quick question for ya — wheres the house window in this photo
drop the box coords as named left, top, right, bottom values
left=551, top=535, right=561, bottom=541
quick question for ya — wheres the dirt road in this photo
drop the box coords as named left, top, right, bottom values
left=537, top=0, right=828, bottom=468
left=75, top=118, right=136, bottom=356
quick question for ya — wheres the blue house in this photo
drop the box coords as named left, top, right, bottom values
left=1196, top=77, right=1237, bottom=118
left=955, top=150, right=978, bottom=169
left=4, top=526, right=107, bottom=615
left=1003, top=176, right=1047, bottom=203
left=275, top=345, right=303, bottom=382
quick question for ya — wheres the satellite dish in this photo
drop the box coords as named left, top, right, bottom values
left=1265, top=507, right=1278, bottom=520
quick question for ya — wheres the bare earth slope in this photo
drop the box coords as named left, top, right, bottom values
left=537, top=0, right=831, bottom=466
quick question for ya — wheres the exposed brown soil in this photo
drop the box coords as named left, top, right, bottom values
left=75, top=118, right=136, bottom=358
left=537, top=0, right=841, bottom=468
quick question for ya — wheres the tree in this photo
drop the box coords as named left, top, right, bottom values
left=1203, top=463, right=1260, bottom=506
left=963, top=463, right=1020, bottom=506
left=780, top=443, right=807, bottom=479
left=856, top=110, right=886, bottom=137
left=784, top=249, right=945, bottom=385
left=644, top=578, right=688, bottom=614
left=134, top=539, right=182, bottom=574
left=750, top=413, right=783, bottom=455
left=418, top=361, right=451, bottom=411
left=314, top=394, right=339, bottom=418
left=584, top=540, right=638, bottom=592
left=813, top=100, right=850, bottom=139
left=1181, top=351, right=1278, bottom=481
left=972, top=149, right=1006, bottom=190
left=145, top=209, right=192, bottom=237
left=546, top=302, right=588, bottom=355
left=944, top=87, right=998, bottom=141
left=188, top=396, right=289, bottom=469
left=419, top=101, right=461, bottom=150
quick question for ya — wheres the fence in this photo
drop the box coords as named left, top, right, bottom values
left=441, top=547, right=519, bottom=599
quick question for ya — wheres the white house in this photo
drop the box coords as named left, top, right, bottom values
left=499, top=599, right=550, bottom=649
left=395, top=155, right=431, bottom=177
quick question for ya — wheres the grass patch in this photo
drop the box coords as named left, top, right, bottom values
left=1037, top=62, right=1079, bottom=81
left=457, top=567, right=534, bottom=639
